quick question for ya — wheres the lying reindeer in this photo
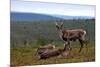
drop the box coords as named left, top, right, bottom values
left=35, top=44, right=55, bottom=56
left=35, top=44, right=69, bottom=59
left=55, top=22, right=86, bottom=52
left=38, top=48, right=65, bottom=59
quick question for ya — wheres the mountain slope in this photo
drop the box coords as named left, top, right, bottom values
left=51, top=15, right=95, bottom=19
left=10, top=12, right=61, bottom=21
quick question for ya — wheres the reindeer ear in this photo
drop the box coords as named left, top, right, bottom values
left=54, top=22, right=58, bottom=26
left=54, top=22, right=59, bottom=29
left=60, top=22, right=63, bottom=28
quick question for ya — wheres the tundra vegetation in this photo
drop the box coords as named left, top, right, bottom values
left=11, top=19, right=95, bottom=66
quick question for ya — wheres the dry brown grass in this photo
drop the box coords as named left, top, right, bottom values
left=10, top=44, right=95, bottom=66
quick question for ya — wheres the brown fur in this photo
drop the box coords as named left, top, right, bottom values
left=35, top=44, right=55, bottom=56
left=39, top=49, right=65, bottom=59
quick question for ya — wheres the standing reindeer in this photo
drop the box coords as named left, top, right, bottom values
left=55, top=22, right=86, bottom=52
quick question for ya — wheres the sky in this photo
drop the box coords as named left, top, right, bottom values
left=11, top=0, right=95, bottom=17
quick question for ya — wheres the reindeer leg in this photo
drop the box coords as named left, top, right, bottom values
left=64, top=42, right=68, bottom=51
left=64, top=41, right=71, bottom=51
left=78, top=39, right=84, bottom=53
left=64, top=42, right=67, bottom=51
left=83, top=40, right=88, bottom=54
left=68, top=41, right=72, bottom=50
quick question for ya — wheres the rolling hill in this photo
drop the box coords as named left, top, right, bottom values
left=10, top=12, right=94, bottom=21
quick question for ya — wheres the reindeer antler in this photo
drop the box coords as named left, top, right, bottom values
left=60, top=22, right=63, bottom=28
left=54, top=21, right=58, bottom=26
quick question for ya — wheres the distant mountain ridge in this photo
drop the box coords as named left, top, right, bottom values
left=11, top=12, right=94, bottom=21
left=53, top=15, right=94, bottom=19
left=10, top=12, right=60, bottom=21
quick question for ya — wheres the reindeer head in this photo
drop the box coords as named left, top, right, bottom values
left=55, top=22, right=63, bottom=31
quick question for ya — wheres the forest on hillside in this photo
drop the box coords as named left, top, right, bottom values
left=11, top=19, right=95, bottom=48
